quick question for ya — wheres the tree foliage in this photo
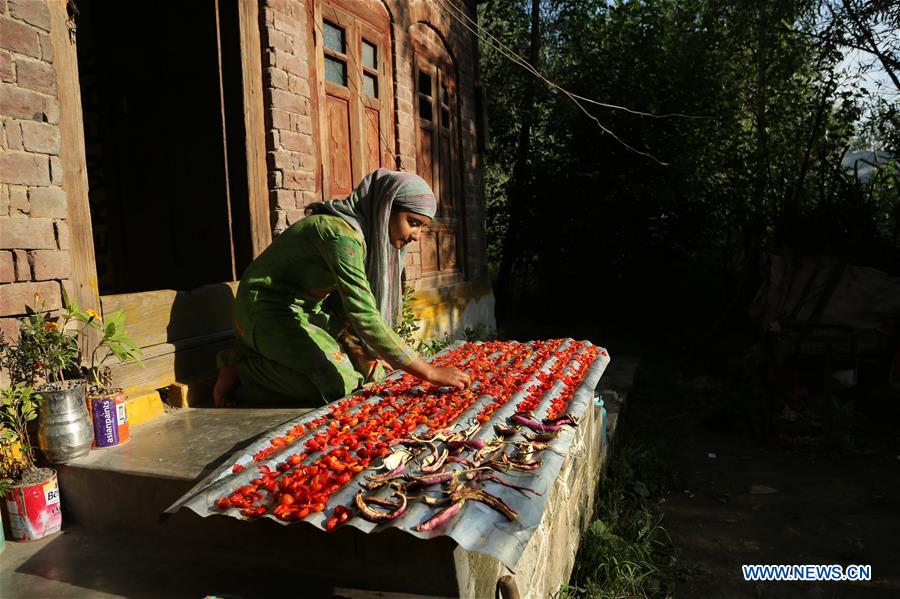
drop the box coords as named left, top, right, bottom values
left=478, top=0, right=899, bottom=333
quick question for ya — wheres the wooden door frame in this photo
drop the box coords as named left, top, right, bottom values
left=49, top=0, right=271, bottom=388
left=48, top=0, right=102, bottom=355
left=237, top=0, right=273, bottom=256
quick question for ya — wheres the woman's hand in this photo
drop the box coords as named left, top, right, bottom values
left=425, top=365, right=471, bottom=390
left=402, top=358, right=471, bottom=390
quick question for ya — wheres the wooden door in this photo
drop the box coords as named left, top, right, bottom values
left=57, top=0, right=269, bottom=395
left=317, top=1, right=395, bottom=199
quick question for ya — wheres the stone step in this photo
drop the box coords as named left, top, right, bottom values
left=56, top=407, right=303, bottom=532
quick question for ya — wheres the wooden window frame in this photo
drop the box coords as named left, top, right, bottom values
left=314, top=0, right=395, bottom=199
left=412, top=41, right=466, bottom=289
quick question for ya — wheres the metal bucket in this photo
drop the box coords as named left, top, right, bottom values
left=87, top=389, right=129, bottom=448
left=36, top=380, right=93, bottom=463
left=4, top=468, right=62, bottom=541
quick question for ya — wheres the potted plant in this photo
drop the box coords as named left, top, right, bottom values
left=0, top=297, right=93, bottom=463
left=72, top=306, right=143, bottom=448
left=0, top=383, right=63, bottom=541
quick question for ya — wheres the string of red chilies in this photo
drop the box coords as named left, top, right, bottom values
left=214, top=339, right=599, bottom=525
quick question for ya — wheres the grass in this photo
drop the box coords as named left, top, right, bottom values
left=558, top=443, right=678, bottom=599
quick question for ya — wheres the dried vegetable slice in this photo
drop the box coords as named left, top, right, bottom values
left=211, top=339, right=603, bottom=530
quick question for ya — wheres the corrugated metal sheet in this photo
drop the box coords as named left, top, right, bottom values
left=167, top=339, right=610, bottom=569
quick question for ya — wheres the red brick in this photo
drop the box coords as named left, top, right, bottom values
left=8, top=0, right=50, bottom=31
left=31, top=249, right=68, bottom=280
left=282, top=169, right=315, bottom=191
left=269, top=189, right=295, bottom=209
left=4, top=119, right=24, bottom=149
left=274, top=49, right=305, bottom=77
left=12, top=248, right=29, bottom=280
left=0, top=280, right=60, bottom=315
left=54, top=220, right=68, bottom=249
left=20, top=120, right=58, bottom=154
left=42, top=95, right=57, bottom=123
left=49, top=155, right=62, bottom=184
left=267, top=29, right=294, bottom=53
left=28, top=187, right=65, bottom=218
left=0, top=151, right=48, bottom=185
left=268, top=169, right=282, bottom=188
left=396, top=97, right=414, bottom=116
left=270, top=107, right=291, bottom=129
left=0, top=318, right=20, bottom=342
left=262, top=48, right=275, bottom=69
left=284, top=208, right=304, bottom=224
left=269, top=88, right=306, bottom=114
left=0, top=85, right=47, bottom=120
left=265, top=0, right=289, bottom=12
left=261, top=6, right=275, bottom=27
left=270, top=208, right=287, bottom=232
left=0, top=216, right=55, bottom=248
left=298, top=190, right=321, bottom=207
left=16, top=57, right=55, bottom=94
left=266, top=66, right=288, bottom=90
left=271, top=14, right=301, bottom=37
left=9, top=186, right=27, bottom=214
left=288, top=112, right=312, bottom=134
left=297, top=152, right=316, bottom=172
left=265, top=129, right=279, bottom=150
left=279, top=130, right=312, bottom=153
left=38, top=31, right=51, bottom=62
left=0, top=49, right=12, bottom=82
left=0, top=251, right=13, bottom=282
left=287, top=74, right=310, bottom=98
left=267, top=149, right=294, bottom=170
left=0, top=16, right=39, bottom=58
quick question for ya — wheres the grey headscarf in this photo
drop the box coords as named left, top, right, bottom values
left=319, top=169, right=437, bottom=327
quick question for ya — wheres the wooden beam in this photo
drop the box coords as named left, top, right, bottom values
left=238, top=0, right=272, bottom=256
left=109, top=331, right=234, bottom=393
left=100, top=282, right=238, bottom=348
left=48, top=1, right=102, bottom=356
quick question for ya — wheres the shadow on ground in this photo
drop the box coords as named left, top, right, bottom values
left=625, top=351, right=900, bottom=598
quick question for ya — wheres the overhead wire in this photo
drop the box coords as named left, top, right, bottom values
left=436, top=0, right=708, bottom=165
left=444, top=0, right=704, bottom=119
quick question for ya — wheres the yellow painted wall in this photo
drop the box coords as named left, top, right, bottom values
left=410, top=279, right=497, bottom=341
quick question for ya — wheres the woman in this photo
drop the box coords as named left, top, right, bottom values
left=213, top=169, right=470, bottom=406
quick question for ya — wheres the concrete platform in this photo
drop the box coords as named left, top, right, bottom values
left=7, top=357, right=637, bottom=598
left=56, top=407, right=305, bottom=531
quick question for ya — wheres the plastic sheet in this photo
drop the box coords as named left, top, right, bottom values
left=166, top=339, right=610, bottom=570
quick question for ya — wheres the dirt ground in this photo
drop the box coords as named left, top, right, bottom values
left=624, top=350, right=900, bottom=598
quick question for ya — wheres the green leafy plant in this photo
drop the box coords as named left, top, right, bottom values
left=71, top=305, right=143, bottom=391
left=0, top=295, right=80, bottom=386
left=0, top=292, right=143, bottom=391
left=392, top=287, right=498, bottom=356
left=0, top=383, right=40, bottom=482
left=464, top=323, right=496, bottom=342
left=560, top=443, right=677, bottom=599
left=418, top=332, right=453, bottom=357
left=393, top=284, right=422, bottom=348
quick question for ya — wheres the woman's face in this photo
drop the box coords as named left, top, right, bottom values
left=388, top=210, right=432, bottom=249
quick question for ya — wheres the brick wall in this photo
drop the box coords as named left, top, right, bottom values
left=261, top=0, right=319, bottom=234
left=0, top=0, right=490, bottom=342
left=259, top=0, right=488, bottom=284
left=0, top=0, right=71, bottom=340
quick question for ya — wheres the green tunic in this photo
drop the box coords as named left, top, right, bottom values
left=229, top=214, right=418, bottom=405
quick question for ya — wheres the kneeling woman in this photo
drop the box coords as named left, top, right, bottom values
left=214, top=169, right=470, bottom=406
